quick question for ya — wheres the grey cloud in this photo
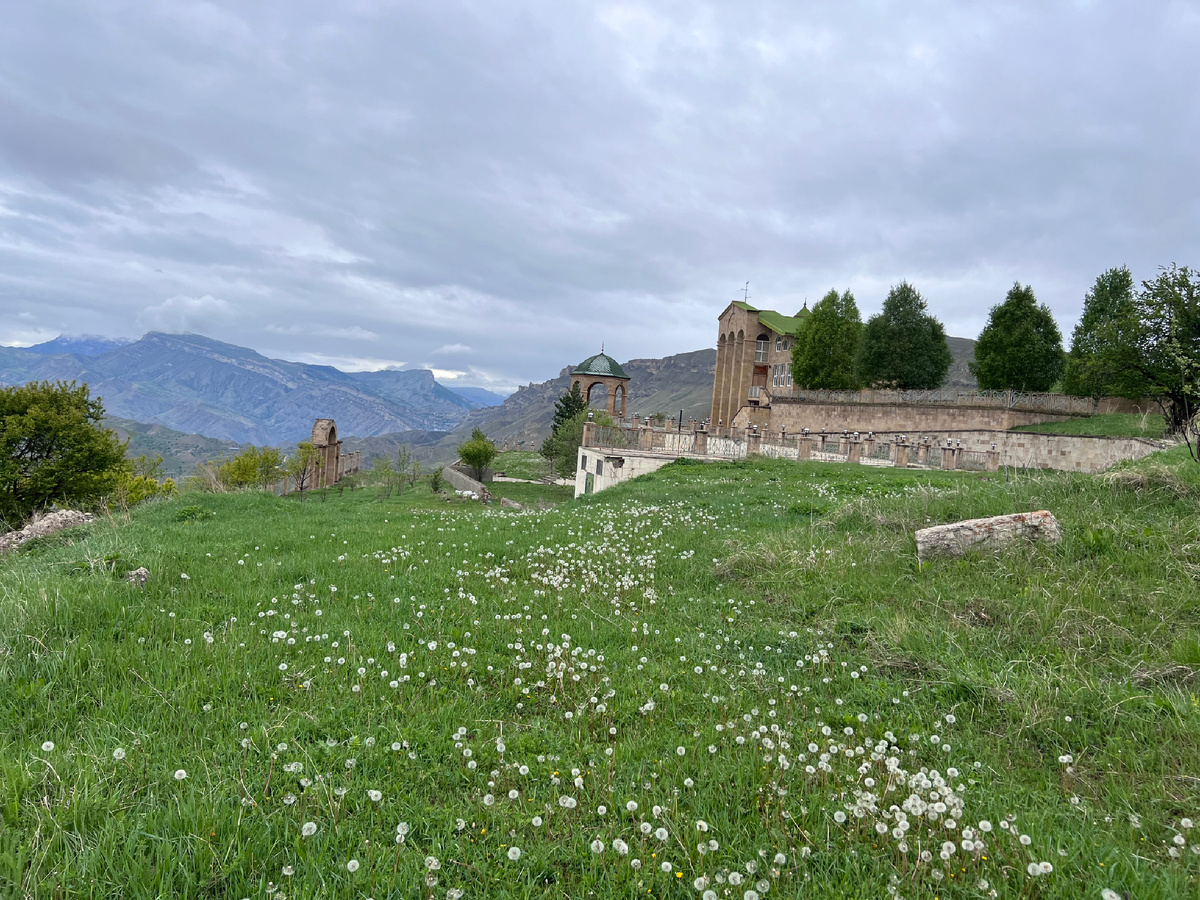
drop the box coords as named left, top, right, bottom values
left=138, top=294, right=233, bottom=332
left=1, top=1, right=1198, bottom=390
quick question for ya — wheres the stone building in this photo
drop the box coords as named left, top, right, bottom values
left=710, top=300, right=808, bottom=428
left=571, top=352, right=630, bottom=418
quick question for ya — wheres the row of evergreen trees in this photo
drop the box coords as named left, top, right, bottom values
left=540, top=263, right=1199, bottom=468
left=791, top=282, right=954, bottom=391
left=790, top=265, right=1200, bottom=434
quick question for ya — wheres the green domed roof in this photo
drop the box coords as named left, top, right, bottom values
left=573, top=352, right=628, bottom=379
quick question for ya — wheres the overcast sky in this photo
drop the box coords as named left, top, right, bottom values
left=2, top=1, right=1197, bottom=392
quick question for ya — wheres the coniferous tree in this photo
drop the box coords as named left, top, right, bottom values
left=1062, top=267, right=1140, bottom=399
left=791, top=289, right=863, bottom=389
left=856, top=282, right=953, bottom=389
left=549, top=382, right=587, bottom=435
left=970, top=282, right=1065, bottom=391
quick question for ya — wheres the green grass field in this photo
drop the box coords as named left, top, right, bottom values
left=492, top=451, right=556, bottom=482
left=1012, top=412, right=1168, bottom=439
left=2, top=451, right=1199, bottom=898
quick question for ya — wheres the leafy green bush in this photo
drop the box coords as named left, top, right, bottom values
left=0, top=380, right=127, bottom=524
left=457, top=428, right=497, bottom=481
left=174, top=504, right=215, bottom=522
left=113, top=454, right=176, bottom=509
left=217, top=446, right=282, bottom=489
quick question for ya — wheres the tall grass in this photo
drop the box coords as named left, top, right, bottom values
left=1, top=448, right=1197, bottom=897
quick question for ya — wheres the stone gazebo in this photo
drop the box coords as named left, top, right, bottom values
left=571, top=351, right=630, bottom=418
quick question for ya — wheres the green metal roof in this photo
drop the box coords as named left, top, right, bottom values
left=573, top=352, right=629, bottom=379
left=732, top=301, right=809, bottom=336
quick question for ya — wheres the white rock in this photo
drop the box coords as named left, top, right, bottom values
left=915, top=510, right=1061, bottom=563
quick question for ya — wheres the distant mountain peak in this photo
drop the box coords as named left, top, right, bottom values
left=26, top=334, right=133, bottom=356
left=1, top=332, right=489, bottom=443
left=448, top=386, right=508, bottom=407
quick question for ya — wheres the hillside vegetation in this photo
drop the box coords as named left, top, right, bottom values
left=105, top=417, right=237, bottom=478
left=1, top=450, right=1197, bottom=898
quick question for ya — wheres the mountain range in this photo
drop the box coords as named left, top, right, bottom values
left=3, top=330, right=977, bottom=471
left=0, top=332, right=498, bottom=444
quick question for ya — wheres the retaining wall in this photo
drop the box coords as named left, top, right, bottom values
left=932, top=430, right=1162, bottom=473
left=442, top=466, right=490, bottom=496
left=577, top=426, right=1167, bottom=495
left=766, top=399, right=1072, bottom=434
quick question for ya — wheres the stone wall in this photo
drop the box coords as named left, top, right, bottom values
left=766, top=399, right=1072, bottom=434
left=442, top=466, right=490, bottom=496
left=579, top=426, right=1165, bottom=495
left=928, top=430, right=1162, bottom=473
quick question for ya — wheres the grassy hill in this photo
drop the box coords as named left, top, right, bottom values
left=2, top=448, right=1197, bottom=897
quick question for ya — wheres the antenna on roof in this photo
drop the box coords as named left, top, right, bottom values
left=601, top=342, right=604, bottom=354
left=742, top=281, right=750, bottom=303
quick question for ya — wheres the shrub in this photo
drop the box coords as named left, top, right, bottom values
left=458, top=429, right=497, bottom=481
left=0, top=380, right=127, bottom=526
left=113, top=455, right=176, bottom=509
left=217, top=446, right=282, bottom=490
left=175, top=505, right=216, bottom=522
